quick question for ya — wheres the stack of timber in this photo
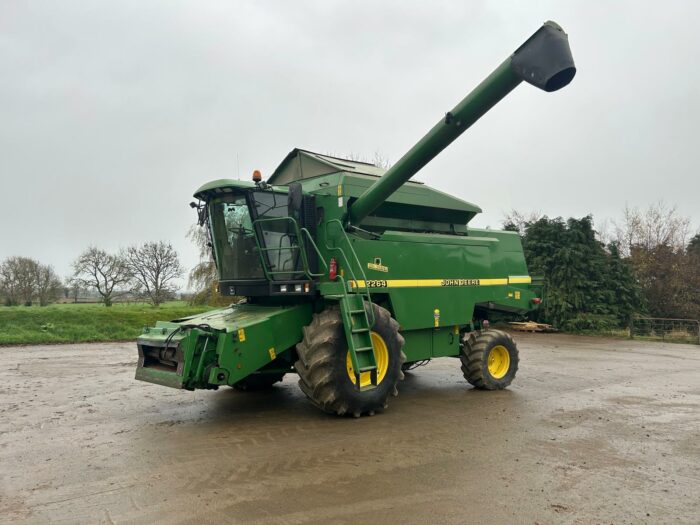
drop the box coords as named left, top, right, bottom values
left=509, top=321, right=557, bottom=333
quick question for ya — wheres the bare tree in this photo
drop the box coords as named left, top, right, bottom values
left=187, top=225, right=220, bottom=305
left=326, top=150, right=392, bottom=169
left=72, top=247, right=132, bottom=307
left=123, top=241, right=183, bottom=306
left=371, top=150, right=392, bottom=170
left=64, top=277, right=84, bottom=303
left=0, top=258, right=19, bottom=306
left=613, top=202, right=691, bottom=257
left=0, top=256, right=39, bottom=306
left=502, top=209, right=543, bottom=236
left=611, top=203, right=695, bottom=319
left=34, top=264, right=62, bottom=306
left=594, top=217, right=615, bottom=247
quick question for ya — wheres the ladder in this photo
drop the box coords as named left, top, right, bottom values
left=323, top=219, right=378, bottom=391
left=339, top=293, right=377, bottom=390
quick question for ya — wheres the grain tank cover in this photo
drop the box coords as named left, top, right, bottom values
left=267, top=148, right=482, bottom=229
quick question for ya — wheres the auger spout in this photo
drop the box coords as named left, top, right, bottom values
left=348, top=21, right=576, bottom=225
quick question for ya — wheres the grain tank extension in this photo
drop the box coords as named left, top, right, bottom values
left=136, top=21, right=575, bottom=416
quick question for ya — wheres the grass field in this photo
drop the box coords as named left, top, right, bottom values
left=0, top=302, right=213, bottom=345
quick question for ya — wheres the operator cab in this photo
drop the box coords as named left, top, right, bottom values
left=194, top=180, right=317, bottom=298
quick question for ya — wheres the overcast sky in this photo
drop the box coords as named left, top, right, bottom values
left=1, top=1, right=698, bottom=280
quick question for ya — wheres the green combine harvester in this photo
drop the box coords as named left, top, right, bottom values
left=136, top=21, right=576, bottom=416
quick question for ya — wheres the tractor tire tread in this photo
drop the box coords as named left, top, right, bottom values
left=460, top=329, right=519, bottom=390
left=294, top=304, right=405, bottom=417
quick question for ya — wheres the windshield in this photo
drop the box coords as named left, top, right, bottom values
left=208, top=190, right=304, bottom=282
left=209, top=194, right=264, bottom=280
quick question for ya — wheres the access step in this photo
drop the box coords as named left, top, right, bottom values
left=338, top=293, right=377, bottom=390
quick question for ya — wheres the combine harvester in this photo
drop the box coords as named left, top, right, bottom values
left=136, top=21, right=576, bottom=416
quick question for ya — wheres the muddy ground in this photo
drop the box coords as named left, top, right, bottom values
left=1, top=333, right=699, bottom=524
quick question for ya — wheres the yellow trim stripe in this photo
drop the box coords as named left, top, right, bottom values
left=481, top=278, right=509, bottom=286
left=349, top=277, right=530, bottom=289
left=508, top=276, right=532, bottom=284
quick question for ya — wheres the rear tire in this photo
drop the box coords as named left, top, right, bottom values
left=294, top=304, right=405, bottom=417
left=231, top=372, right=286, bottom=391
left=460, top=329, right=519, bottom=390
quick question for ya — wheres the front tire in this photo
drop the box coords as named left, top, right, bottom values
left=460, top=329, right=519, bottom=390
left=294, top=304, right=405, bottom=417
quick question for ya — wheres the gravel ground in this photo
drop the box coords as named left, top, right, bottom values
left=1, top=333, right=699, bottom=524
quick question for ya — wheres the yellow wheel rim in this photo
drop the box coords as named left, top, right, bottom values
left=487, top=345, right=510, bottom=379
left=346, top=331, right=389, bottom=387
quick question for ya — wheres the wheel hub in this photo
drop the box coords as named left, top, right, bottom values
left=487, top=345, right=510, bottom=379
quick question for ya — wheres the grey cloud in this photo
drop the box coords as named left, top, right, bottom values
left=1, top=0, right=698, bottom=279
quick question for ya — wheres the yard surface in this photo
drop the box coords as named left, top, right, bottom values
left=1, top=333, right=699, bottom=524
left=0, top=302, right=211, bottom=344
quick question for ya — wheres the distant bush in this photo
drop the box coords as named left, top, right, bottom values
left=559, top=313, right=620, bottom=333
left=505, top=215, right=644, bottom=330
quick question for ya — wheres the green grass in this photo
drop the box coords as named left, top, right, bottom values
left=0, top=301, right=214, bottom=345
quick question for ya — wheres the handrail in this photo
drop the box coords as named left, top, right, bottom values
left=252, top=216, right=326, bottom=279
left=324, top=219, right=375, bottom=325
left=300, top=227, right=329, bottom=273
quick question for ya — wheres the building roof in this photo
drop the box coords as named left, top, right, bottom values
left=267, top=149, right=390, bottom=184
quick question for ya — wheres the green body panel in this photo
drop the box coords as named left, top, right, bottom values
left=136, top=303, right=312, bottom=389
left=136, top=366, right=188, bottom=389
left=136, top=21, right=574, bottom=390
left=323, top=218, right=537, bottom=362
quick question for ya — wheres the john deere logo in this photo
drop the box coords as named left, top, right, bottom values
left=367, top=257, right=389, bottom=273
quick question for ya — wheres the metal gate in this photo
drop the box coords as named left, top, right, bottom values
left=630, top=317, right=700, bottom=345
